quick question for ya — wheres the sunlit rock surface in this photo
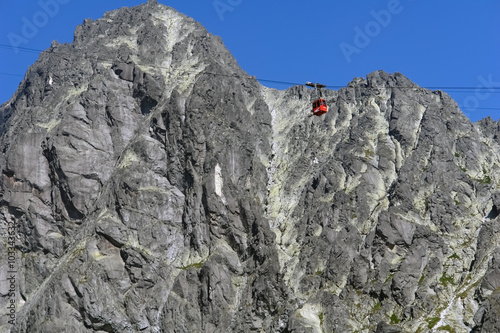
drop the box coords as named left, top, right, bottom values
left=1, top=2, right=500, bottom=332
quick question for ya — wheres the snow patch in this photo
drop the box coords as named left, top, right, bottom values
left=215, top=163, right=223, bottom=196
left=215, top=163, right=227, bottom=204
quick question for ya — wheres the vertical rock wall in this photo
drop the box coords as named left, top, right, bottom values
left=1, top=2, right=500, bottom=332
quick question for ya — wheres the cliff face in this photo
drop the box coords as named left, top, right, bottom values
left=1, top=2, right=500, bottom=332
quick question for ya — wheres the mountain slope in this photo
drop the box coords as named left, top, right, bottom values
left=1, top=2, right=500, bottom=332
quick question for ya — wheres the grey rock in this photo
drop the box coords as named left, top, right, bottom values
left=1, top=2, right=500, bottom=333
left=375, top=321, right=402, bottom=333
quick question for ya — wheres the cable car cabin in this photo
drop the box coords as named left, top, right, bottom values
left=312, top=99, right=327, bottom=116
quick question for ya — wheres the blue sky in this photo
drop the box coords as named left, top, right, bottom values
left=1, top=0, right=499, bottom=122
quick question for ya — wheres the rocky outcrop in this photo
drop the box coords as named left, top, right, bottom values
left=262, top=72, right=500, bottom=332
left=1, top=2, right=500, bottom=332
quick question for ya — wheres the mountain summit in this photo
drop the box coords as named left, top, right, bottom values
left=1, top=2, right=500, bottom=332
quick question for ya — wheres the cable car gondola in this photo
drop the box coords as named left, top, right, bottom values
left=306, top=82, right=327, bottom=116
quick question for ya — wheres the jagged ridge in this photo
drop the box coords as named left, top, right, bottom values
left=1, top=2, right=500, bottom=332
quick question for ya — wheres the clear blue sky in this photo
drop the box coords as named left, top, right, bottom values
left=1, top=1, right=499, bottom=122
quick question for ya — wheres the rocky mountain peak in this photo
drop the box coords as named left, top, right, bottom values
left=1, top=3, right=500, bottom=333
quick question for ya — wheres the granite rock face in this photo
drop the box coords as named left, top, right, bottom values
left=1, top=2, right=500, bottom=332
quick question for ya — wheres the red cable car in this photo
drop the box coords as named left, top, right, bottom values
left=306, top=82, right=327, bottom=116
left=312, top=98, right=327, bottom=116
